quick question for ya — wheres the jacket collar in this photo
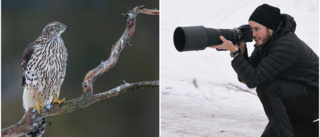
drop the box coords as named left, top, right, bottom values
left=254, top=14, right=296, bottom=52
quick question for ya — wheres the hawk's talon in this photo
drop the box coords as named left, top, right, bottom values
left=59, top=98, right=67, bottom=107
left=52, top=93, right=65, bottom=107
left=30, top=94, right=45, bottom=114
left=43, top=105, right=50, bottom=112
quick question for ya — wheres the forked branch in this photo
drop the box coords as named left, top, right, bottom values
left=82, top=5, right=159, bottom=93
left=2, top=5, right=159, bottom=137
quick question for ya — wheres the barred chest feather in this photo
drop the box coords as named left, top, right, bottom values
left=23, top=37, right=68, bottom=109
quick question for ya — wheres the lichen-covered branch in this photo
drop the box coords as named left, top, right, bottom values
left=1, top=80, right=159, bottom=137
left=82, top=5, right=159, bottom=93
left=1, top=5, right=159, bottom=137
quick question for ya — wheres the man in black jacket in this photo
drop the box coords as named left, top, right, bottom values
left=211, top=4, right=319, bottom=137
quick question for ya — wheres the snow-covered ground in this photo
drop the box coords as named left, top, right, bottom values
left=160, top=0, right=319, bottom=136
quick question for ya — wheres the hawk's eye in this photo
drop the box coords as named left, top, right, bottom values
left=55, top=25, right=59, bottom=28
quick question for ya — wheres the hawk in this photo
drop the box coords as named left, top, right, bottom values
left=21, top=21, right=68, bottom=136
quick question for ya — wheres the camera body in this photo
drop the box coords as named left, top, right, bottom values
left=173, top=25, right=253, bottom=52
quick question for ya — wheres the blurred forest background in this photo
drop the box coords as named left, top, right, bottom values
left=2, top=0, right=159, bottom=137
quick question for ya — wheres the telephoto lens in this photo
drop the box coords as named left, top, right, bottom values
left=173, top=25, right=252, bottom=52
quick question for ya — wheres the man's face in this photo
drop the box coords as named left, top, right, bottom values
left=249, top=21, right=274, bottom=47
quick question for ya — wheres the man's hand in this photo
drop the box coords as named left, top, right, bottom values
left=210, top=35, right=238, bottom=52
left=210, top=35, right=247, bottom=54
left=237, top=41, right=246, bottom=55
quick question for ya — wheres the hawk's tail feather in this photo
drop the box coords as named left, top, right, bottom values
left=26, top=118, right=46, bottom=137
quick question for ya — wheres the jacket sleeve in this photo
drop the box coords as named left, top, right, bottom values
left=231, top=40, right=298, bottom=88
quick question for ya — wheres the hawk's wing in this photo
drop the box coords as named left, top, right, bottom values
left=21, top=42, right=37, bottom=87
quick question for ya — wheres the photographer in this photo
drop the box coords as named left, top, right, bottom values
left=211, top=4, right=319, bottom=137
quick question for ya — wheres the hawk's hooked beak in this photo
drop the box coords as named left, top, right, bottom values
left=64, top=25, right=69, bottom=31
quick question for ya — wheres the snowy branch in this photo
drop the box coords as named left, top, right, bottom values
left=1, top=5, right=159, bottom=137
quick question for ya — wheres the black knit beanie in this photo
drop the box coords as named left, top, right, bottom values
left=249, top=4, right=281, bottom=30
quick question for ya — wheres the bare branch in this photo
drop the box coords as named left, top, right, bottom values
left=1, top=80, right=159, bottom=137
left=82, top=5, right=159, bottom=93
left=2, top=5, right=159, bottom=137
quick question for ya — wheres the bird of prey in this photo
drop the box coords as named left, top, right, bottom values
left=21, top=21, right=68, bottom=137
